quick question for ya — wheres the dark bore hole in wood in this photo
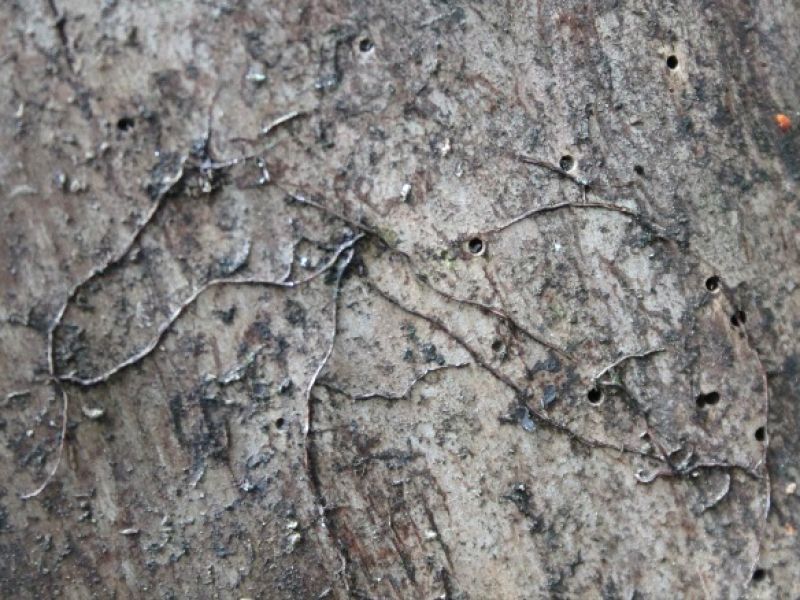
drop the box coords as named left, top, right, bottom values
left=275, top=417, right=285, bottom=429
left=752, top=568, right=767, bottom=582
left=359, top=38, right=374, bottom=52
left=117, top=116, right=135, bottom=131
left=559, top=155, right=575, bottom=171
left=754, top=426, right=766, bottom=442
left=666, top=55, right=679, bottom=69
left=634, top=165, right=645, bottom=176
left=731, top=310, right=746, bottom=327
left=705, top=276, right=720, bottom=292
left=468, top=238, right=484, bottom=255
left=587, top=388, right=603, bottom=404
left=696, top=391, right=720, bottom=407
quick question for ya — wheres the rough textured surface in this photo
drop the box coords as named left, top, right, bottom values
left=0, top=1, right=798, bottom=598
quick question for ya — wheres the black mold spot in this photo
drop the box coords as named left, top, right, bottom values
left=168, top=394, right=185, bottom=443
left=542, top=384, right=558, bottom=408
left=249, top=320, right=272, bottom=341
left=213, top=306, right=236, bottom=325
left=284, top=299, right=307, bottom=327
left=634, top=165, right=645, bottom=176
left=528, top=355, right=562, bottom=377
left=274, top=336, right=289, bottom=359
left=278, top=378, right=294, bottom=396
left=503, top=483, right=545, bottom=533
left=251, top=382, right=269, bottom=402
left=420, top=342, right=445, bottom=365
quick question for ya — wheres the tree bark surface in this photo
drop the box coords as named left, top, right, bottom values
left=1, top=1, right=799, bottom=598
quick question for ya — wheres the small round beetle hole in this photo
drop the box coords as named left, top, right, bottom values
left=696, top=391, right=720, bottom=408
left=752, top=568, right=767, bottom=582
left=705, top=276, right=720, bottom=292
left=587, top=388, right=603, bottom=405
left=634, top=165, right=645, bottom=176
left=117, top=116, right=135, bottom=131
left=467, top=237, right=485, bottom=256
left=754, top=426, right=766, bottom=442
left=731, top=310, right=746, bottom=327
left=359, top=38, right=374, bottom=52
left=666, top=55, right=679, bottom=70
left=559, top=155, right=575, bottom=171
left=275, top=417, right=285, bottom=430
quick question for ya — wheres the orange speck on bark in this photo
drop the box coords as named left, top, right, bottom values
left=774, top=113, right=792, bottom=132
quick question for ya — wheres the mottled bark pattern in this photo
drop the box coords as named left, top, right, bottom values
left=1, top=1, right=798, bottom=598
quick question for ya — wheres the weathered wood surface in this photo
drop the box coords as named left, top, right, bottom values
left=1, top=1, right=798, bottom=598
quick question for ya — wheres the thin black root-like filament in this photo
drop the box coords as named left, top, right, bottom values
left=302, top=246, right=357, bottom=592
